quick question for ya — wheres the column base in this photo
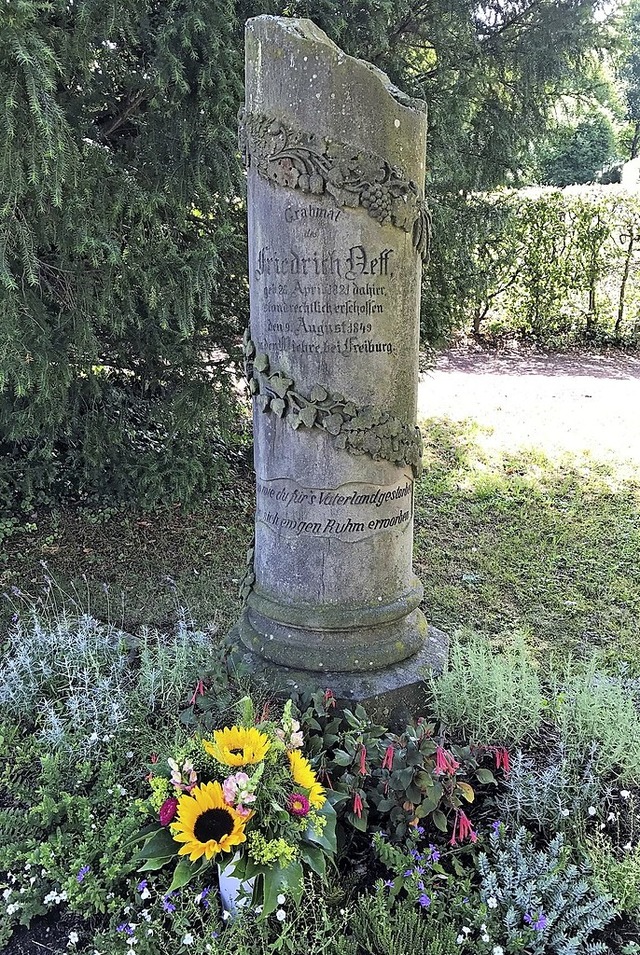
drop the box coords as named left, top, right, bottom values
left=226, top=611, right=448, bottom=730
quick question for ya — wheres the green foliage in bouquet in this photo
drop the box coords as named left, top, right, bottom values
left=130, top=698, right=336, bottom=917
left=298, top=690, right=505, bottom=844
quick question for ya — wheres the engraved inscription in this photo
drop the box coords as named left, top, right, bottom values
left=254, top=240, right=395, bottom=355
left=256, top=477, right=413, bottom=541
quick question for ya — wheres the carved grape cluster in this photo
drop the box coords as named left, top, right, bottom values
left=360, top=184, right=392, bottom=224
left=242, top=333, right=423, bottom=476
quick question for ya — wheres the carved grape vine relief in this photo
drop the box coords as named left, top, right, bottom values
left=243, top=331, right=423, bottom=477
left=238, top=109, right=432, bottom=261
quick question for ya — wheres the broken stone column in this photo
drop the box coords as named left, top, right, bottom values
left=233, top=16, right=445, bottom=714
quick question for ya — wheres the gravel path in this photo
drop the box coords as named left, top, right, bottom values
left=418, top=348, right=640, bottom=466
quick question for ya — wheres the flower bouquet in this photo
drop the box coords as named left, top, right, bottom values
left=132, top=698, right=336, bottom=916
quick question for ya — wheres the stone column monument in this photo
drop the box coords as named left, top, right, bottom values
left=234, top=16, right=446, bottom=717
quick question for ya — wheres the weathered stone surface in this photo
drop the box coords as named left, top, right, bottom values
left=236, top=15, right=438, bottom=678
left=229, top=621, right=448, bottom=731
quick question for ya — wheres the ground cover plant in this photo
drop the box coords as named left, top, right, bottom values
left=2, top=600, right=640, bottom=955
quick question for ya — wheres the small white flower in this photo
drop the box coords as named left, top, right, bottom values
left=222, top=910, right=231, bottom=921
left=456, top=935, right=464, bottom=944
left=480, top=924, right=487, bottom=931
left=7, top=903, right=18, bottom=915
left=607, top=812, right=616, bottom=822
left=182, top=933, right=194, bottom=945
left=588, top=806, right=596, bottom=816
left=560, top=808, right=570, bottom=817
left=147, top=929, right=153, bottom=937
left=620, top=790, right=631, bottom=799
left=89, top=732, right=99, bottom=742
left=493, top=948, right=504, bottom=955
left=624, top=841, right=633, bottom=851
left=487, top=896, right=498, bottom=909
left=126, top=751, right=134, bottom=758
left=276, top=908, right=286, bottom=922
left=482, top=935, right=490, bottom=943
left=277, top=894, right=286, bottom=905
left=68, top=931, right=79, bottom=946
left=2, top=889, right=11, bottom=900
left=24, top=864, right=31, bottom=871
left=462, top=926, right=471, bottom=935
left=140, top=887, right=151, bottom=900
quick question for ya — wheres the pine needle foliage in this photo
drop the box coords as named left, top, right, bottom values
left=0, top=0, right=247, bottom=508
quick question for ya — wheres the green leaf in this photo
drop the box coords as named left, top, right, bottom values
left=432, top=809, right=448, bottom=832
left=332, top=749, right=353, bottom=766
left=306, top=801, right=337, bottom=855
left=300, top=843, right=327, bottom=878
left=261, top=866, right=288, bottom=917
left=476, top=768, right=497, bottom=785
left=133, top=827, right=177, bottom=862
left=271, top=397, right=286, bottom=417
left=168, top=858, right=198, bottom=892
left=138, top=856, right=174, bottom=872
left=254, top=353, right=269, bottom=373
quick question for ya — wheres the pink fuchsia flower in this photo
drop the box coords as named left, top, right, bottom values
left=382, top=745, right=395, bottom=771
left=159, top=797, right=178, bottom=826
left=189, top=679, right=205, bottom=705
left=353, top=792, right=364, bottom=818
left=449, top=809, right=477, bottom=846
left=435, top=746, right=461, bottom=776
left=287, top=793, right=310, bottom=817
left=494, top=747, right=510, bottom=775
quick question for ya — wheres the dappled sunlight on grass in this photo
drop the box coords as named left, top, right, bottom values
left=415, top=417, right=640, bottom=671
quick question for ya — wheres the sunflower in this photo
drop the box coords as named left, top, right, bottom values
left=171, top=781, right=249, bottom=861
left=203, top=726, right=270, bottom=767
left=288, top=751, right=326, bottom=808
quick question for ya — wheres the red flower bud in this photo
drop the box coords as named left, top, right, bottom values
left=353, top=792, right=364, bottom=818
left=323, top=688, right=336, bottom=708
left=159, top=797, right=178, bottom=826
left=382, top=744, right=395, bottom=771
left=359, top=744, right=367, bottom=776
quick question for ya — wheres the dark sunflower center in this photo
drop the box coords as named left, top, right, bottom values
left=193, top=808, right=234, bottom=844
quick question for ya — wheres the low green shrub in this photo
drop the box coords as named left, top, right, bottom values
left=427, top=635, right=543, bottom=745
left=552, top=664, right=640, bottom=783
left=588, top=832, right=640, bottom=919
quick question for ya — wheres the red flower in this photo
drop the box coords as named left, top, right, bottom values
left=359, top=744, right=367, bottom=776
left=435, top=746, right=461, bottom=776
left=449, top=809, right=477, bottom=846
left=494, top=747, right=510, bottom=775
left=323, top=688, right=336, bottom=708
left=382, top=744, right=395, bottom=771
left=353, top=792, right=364, bottom=818
left=287, top=793, right=310, bottom=817
left=159, top=797, right=178, bottom=826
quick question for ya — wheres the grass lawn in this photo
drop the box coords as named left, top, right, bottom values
left=3, top=416, right=640, bottom=671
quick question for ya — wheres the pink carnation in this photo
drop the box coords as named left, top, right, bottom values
left=159, top=797, right=178, bottom=826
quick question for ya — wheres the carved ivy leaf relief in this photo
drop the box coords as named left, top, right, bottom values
left=238, top=109, right=432, bottom=262
left=242, top=337, right=423, bottom=477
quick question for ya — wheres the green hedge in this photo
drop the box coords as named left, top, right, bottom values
left=422, top=188, right=640, bottom=346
